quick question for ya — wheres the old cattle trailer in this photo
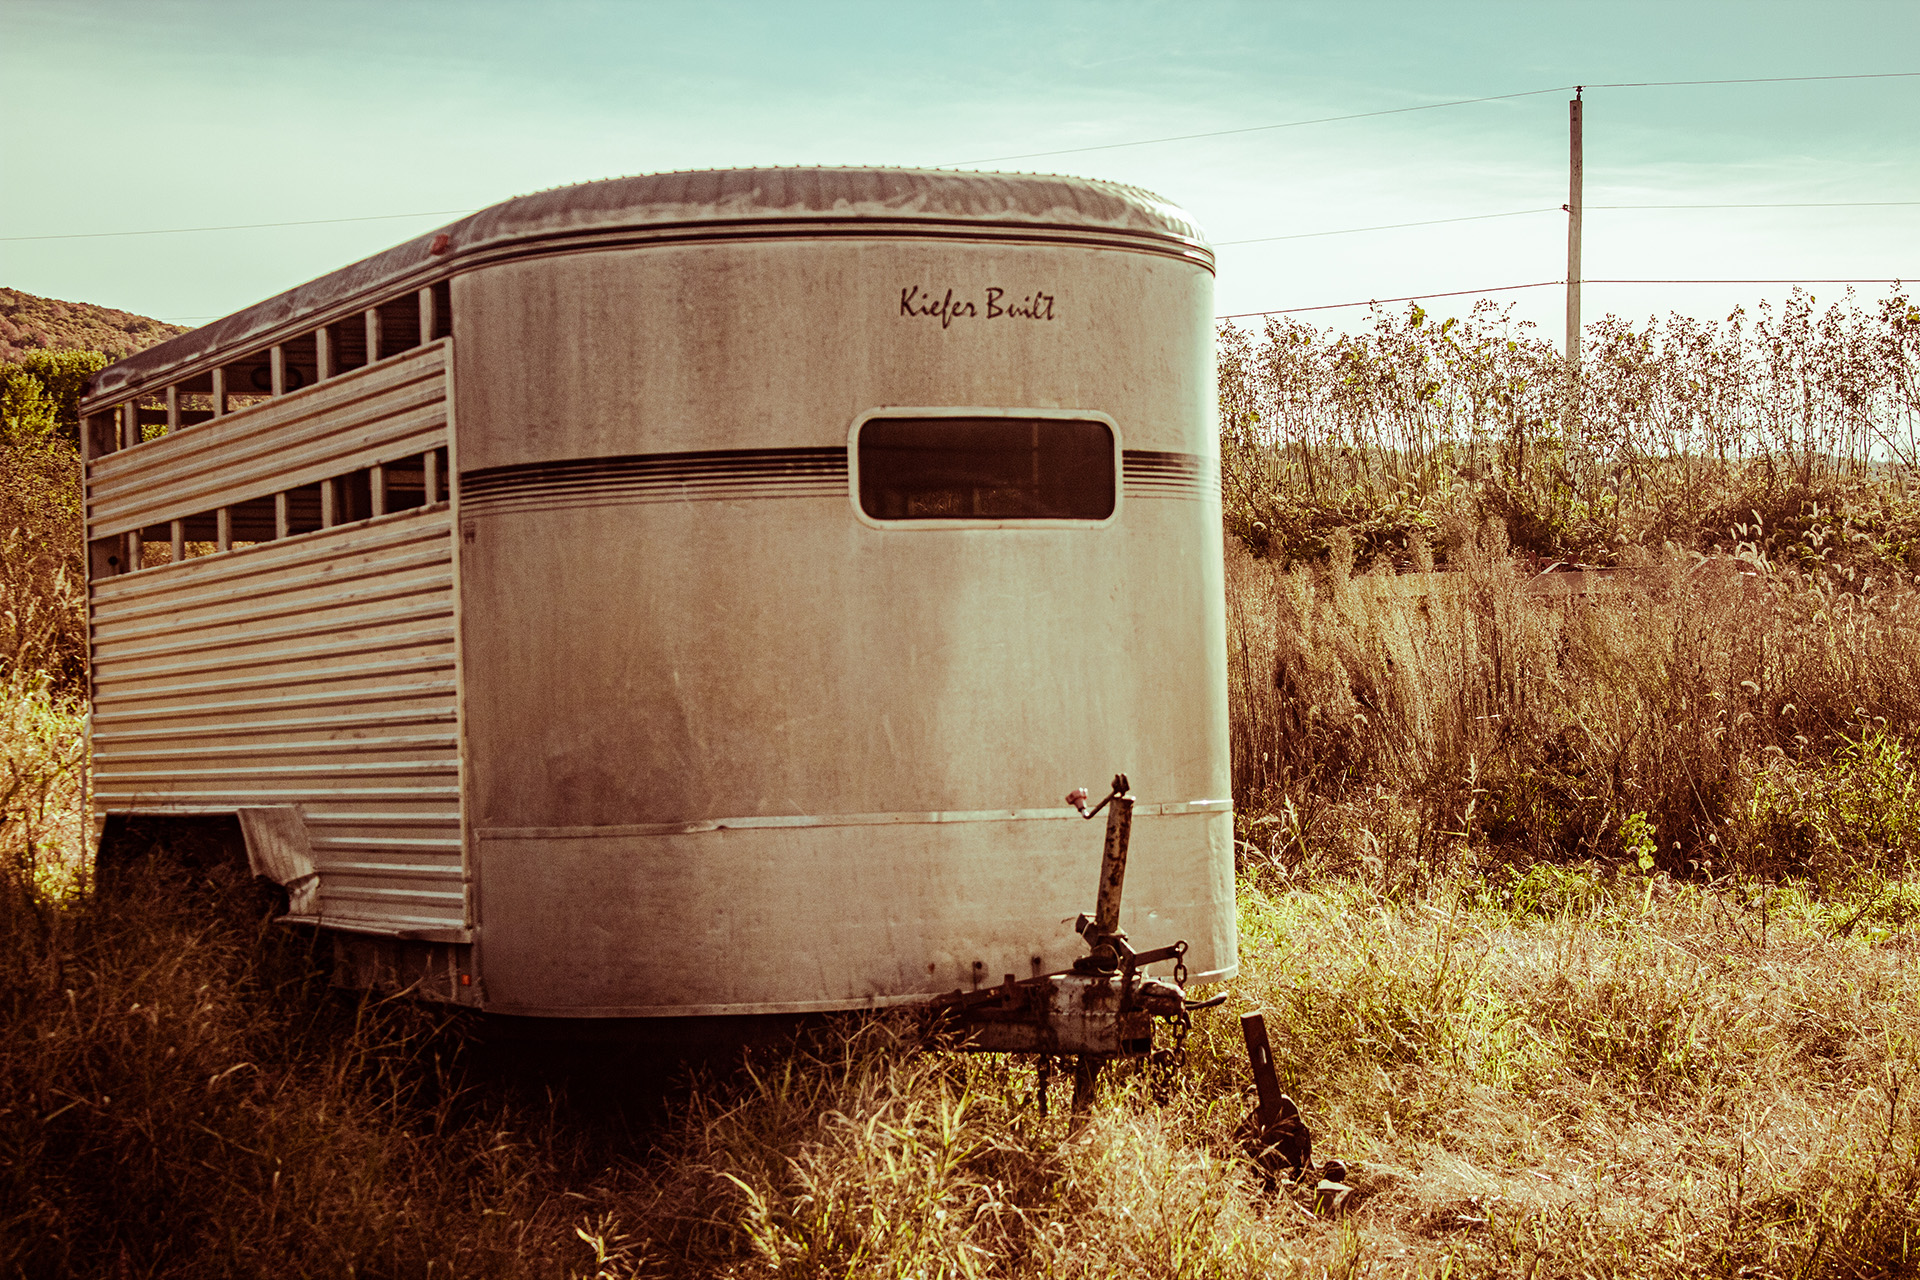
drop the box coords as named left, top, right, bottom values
left=78, top=167, right=1234, bottom=1042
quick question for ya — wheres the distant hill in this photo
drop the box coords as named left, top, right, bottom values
left=0, top=287, right=187, bottom=364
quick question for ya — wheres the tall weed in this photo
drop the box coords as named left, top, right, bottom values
left=1228, top=526, right=1920, bottom=881
left=1221, top=288, right=1920, bottom=570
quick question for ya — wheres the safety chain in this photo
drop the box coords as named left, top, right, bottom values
left=1145, top=1006, right=1191, bottom=1105
left=1140, top=945, right=1193, bottom=1105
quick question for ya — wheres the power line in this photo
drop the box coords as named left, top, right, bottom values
left=934, top=71, right=1917, bottom=169
left=1589, top=72, right=1920, bottom=89
left=1213, top=200, right=1920, bottom=247
left=1217, top=276, right=1911, bottom=319
left=1215, top=208, right=1559, bottom=245
left=934, top=87, right=1569, bottom=168
left=1588, top=277, right=1908, bottom=284
left=1593, top=201, right=1920, bottom=209
left=0, top=209, right=475, bottom=243
left=1219, top=282, right=1562, bottom=318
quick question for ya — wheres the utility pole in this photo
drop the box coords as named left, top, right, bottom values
left=1565, top=87, right=1584, bottom=375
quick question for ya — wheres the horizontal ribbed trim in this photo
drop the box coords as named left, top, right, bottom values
left=461, top=447, right=1215, bottom=512
left=460, top=447, right=846, bottom=515
left=1121, top=449, right=1217, bottom=498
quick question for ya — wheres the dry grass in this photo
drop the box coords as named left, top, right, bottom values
left=1227, top=523, right=1920, bottom=887
left=2, top=674, right=1916, bottom=1279
left=1213, top=873, right=1920, bottom=1275
left=4, top=426, right=1919, bottom=1270
left=0, top=835, right=582, bottom=1278
left=663, top=871, right=1920, bottom=1276
left=8, top=821, right=1914, bottom=1276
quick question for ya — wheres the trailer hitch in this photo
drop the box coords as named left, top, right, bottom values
left=926, top=775, right=1204, bottom=1124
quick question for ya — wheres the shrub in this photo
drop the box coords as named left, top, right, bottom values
left=0, top=436, right=84, bottom=691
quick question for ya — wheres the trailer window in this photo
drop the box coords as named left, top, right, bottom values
left=279, top=331, right=319, bottom=392
left=169, top=375, right=219, bottom=429
left=138, top=525, right=174, bottom=569
left=326, top=318, right=370, bottom=373
left=282, top=483, right=325, bottom=535
left=227, top=494, right=276, bottom=547
left=857, top=416, right=1114, bottom=521
left=380, top=450, right=445, bottom=512
left=428, top=281, right=453, bottom=340
left=376, top=293, right=422, bottom=359
left=333, top=469, right=375, bottom=524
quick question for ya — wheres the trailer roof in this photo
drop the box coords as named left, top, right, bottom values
left=86, top=167, right=1210, bottom=405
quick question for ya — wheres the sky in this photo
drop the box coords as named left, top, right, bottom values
left=3, top=0, right=1915, bottom=346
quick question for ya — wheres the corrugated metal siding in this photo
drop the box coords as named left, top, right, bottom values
left=87, top=349, right=463, bottom=935
left=87, top=342, right=449, bottom=538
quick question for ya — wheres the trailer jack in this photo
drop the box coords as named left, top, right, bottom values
left=927, top=775, right=1213, bottom=1123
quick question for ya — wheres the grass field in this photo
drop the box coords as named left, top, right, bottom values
left=5, top=828, right=1916, bottom=1276
left=4, top=522, right=1918, bottom=1277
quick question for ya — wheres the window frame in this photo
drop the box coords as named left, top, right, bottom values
left=846, top=406, right=1123, bottom=531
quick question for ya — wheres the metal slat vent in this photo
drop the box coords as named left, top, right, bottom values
left=89, top=361, right=464, bottom=935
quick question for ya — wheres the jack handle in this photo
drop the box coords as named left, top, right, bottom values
left=1066, top=774, right=1130, bottom=820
